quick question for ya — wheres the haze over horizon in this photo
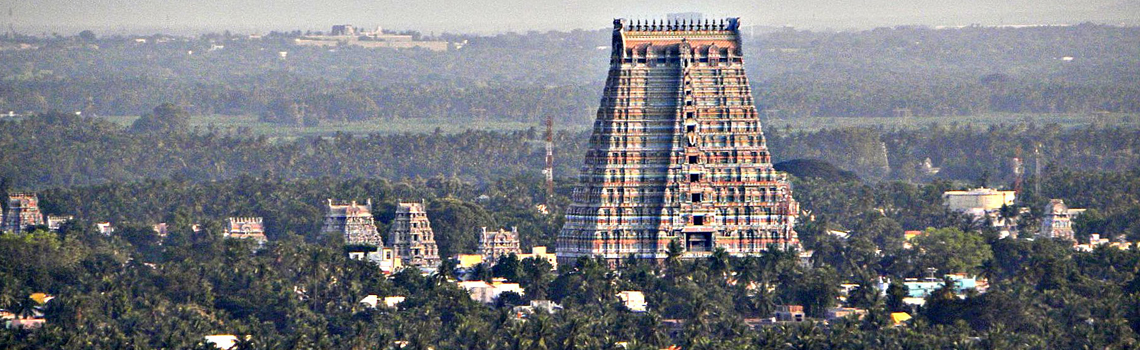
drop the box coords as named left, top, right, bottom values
left=6, top=0, right=1140, bottom=36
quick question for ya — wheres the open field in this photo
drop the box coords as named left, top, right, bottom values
left=762, top=112, right=1140, bottom=132
left=85, top=112, right=1140, bottom=139
left=96, top=114, right=545, bottom=139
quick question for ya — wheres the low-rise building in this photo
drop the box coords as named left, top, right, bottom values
left=294, top=25, right=450, bottom=51
left=458, top=279, right=525, bottom=304
left=903, top=230, right=923, bottom=249
left=518, top=246, right=558, bottom=271
left=943, top=188, right=1015, bottom=218
left=359, top=295, right=379, bottom=308
left=3, top=293, right=53, bottom=330
left=5, top=317, right=45, bottom=330
left=457, top=246, right=557, bottom=269
left=152, top=223, right=169, bottom=240
left=29, top=293, right=52, bottom=305
left=1074, top=234, right=1133, bottom=251
left=941, top=188, right=1026, bottom=238
left=455, top=254, right=485, bottom=269
left=774, top=305, right=805, bottom=322
left=798, top=250, right=814, bottom=267
left=348, top=246, right=403, bottom=274
left=511, top=300, right=563, bottom=319
left=46, top=215, right=73, bottom=232
left=616, top=291, right=648, bottom=312
left=330, top=24, right=358, bottom=36
left=943, top=188, right=1016, bottom=212
left=826, top=307, right=867, bottom=321
left=360, top=295, right=406, bottom=309
left=890, top=312, right=912, bottom=326
left=383, top=296, right=406, bottom=309
left=96, top=222, right=115, bottom=235
left=203, top=335, right=240, bottom=350
left=826, top=229, right=850, bottom=240
left=887, top=274, right=986, bottom=306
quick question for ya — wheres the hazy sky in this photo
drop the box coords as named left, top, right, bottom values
left=7, top=0, right=1139, bottom=35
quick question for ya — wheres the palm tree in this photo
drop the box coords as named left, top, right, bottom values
left=558, top=316, right=587, bottom=350
left=10, top=296, right=40, bottom=320
left=664, top=240, right=685, bottom=279
left=708, top=248, right=730, bottom=277
left=231, top=335, right=255, bottom=350
left=520, top=312, right=553, bottom=350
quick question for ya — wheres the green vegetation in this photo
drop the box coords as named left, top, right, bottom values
left=2, top=25, right=1139, bottom=127
left=3, top=108, right=1140, bottom=190
left=909, top=227, right=993, bottom=275
left=0, top=110, right=590, bottom=189
left=85, top=112, right=1139, bottom=139
left=0, top=168, right=1139, bottom=348
left=0, top=21, right=1138, bottom=348
left=773, top=159, right=860, bottom=182
left=763, top=112, right=1140, bottom=132
left=129, top=103, right=191, bottom=133
left=2, top=105, right=1139, bottom=347
left=96, top=114, right=545, bottom=139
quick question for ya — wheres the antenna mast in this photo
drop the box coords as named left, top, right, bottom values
left=1034, top=143, right=1042, bottom=196
left=1012, top=147, right=1023, bottom=200
left=543, top=114, right=554, bottom=200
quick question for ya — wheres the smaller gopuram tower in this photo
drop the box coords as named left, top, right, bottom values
left=387, top=201, right=440, bottom=267
left=3, top=193, right=44, bottom=233
left=322, top=199, right=384, bottom=247
left=479, top=227, right=521, bottom=262
left=1040, top=199, right=1080, bottom=241
left=224, top=217, right=268, bottom=244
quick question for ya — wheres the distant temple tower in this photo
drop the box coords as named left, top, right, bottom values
left=3, top=193, right=44, bottom=233
left=224, top=217, right=267, bottom=244
left=322, top=199, right=384, bottom=247
left=479, top=227, right=521, bottom=262
left=1040, top=199, right=1084, bottom=241
left=387, top=201, right=440, bottom=267
left=556, top=18, right=800, bottom=265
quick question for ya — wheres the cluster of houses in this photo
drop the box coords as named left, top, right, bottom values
left=0, top=188, right=1117, bottom=345
left=294, top=25, right=453, bottom=51
left=824, top=187, right=1133, bottom=252
left=942, top=187, right=1093, bottom=242
left=703, top=272, right=983, bottom=328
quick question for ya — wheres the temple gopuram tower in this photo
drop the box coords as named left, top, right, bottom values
left=556, top=18, right=800, bottom=265
left=3, top=193, right=45, bottom=233
left=479, top=227, right=521, bottom=262
left=387, top=201, right=440, bottom=268
left=322, top=199, right=384, bottom=247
